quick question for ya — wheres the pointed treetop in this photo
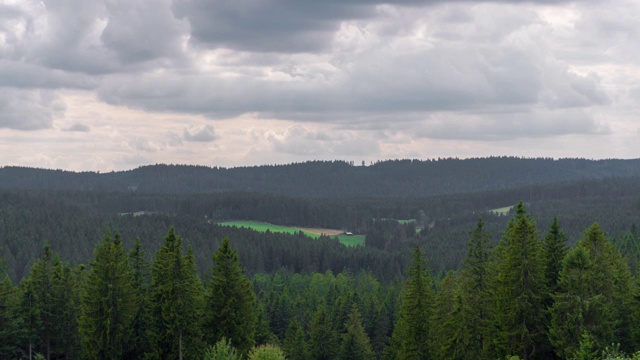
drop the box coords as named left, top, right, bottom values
left=515, top=201, right=526, bottom=217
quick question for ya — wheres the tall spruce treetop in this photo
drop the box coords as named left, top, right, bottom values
left=543, top=217, right=569, bottom=295
left=0, top=259, right=21, bottom=359
left=79, top=231, right=137, bottom=360
left=389, top=245, right=433, bottom=360
left=492, top=201, right=547, bottom=360
left=451, top=218, right=493, bottom=360
left=206, top=237, right=257, bottom=355
left=148, top=227, right=205, bottom=360
left=338, top=305, right=375, bottom=360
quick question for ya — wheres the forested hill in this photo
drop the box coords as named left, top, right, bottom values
left=2, top=157, right=640, bottom=197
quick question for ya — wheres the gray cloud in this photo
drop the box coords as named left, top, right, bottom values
left=0, top=89, right=65, bottom=130
left=183, top=124, right=217, bottom=142
left=62, top=122, right=91, bottom=132
left=267, top=125, right=379, bottom=156
left=414, top=109, right=610, bottom=141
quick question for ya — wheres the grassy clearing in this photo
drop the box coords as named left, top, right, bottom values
left=216, top=221, right=364, bottom=247
left=489, top=206, right=514, bottom=216
left=397, top=219, right=416, bottom=224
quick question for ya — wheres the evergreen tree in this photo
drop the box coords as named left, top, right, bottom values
left=491, top=202, right=547, bottom=360
left=25, top=244, right=60, bottom=360
left=147, top=228, right=205, bottom=360
left=338, top=305, right=375, bottom=360
left=309, top=305, right=338, bottom=360
left=79, top=231, right=137, bottom=360
left=283, top=318, right=309, bottom=360
left=543, top=217, right=569, bottom=296
left=548, top=245, right=610, bottom=359
left=389, top=246, right=433, bottom=360
left=205, top=237, right=257, bottom=355
left=451, top=218, right=493, bottom=360
left=0, top=259, right=21, bottom=359
left=429, top=272, right=460, bottom=360
left=126, top=237, right=151, bottom=359
left=19, top=277, right=42, bottom=360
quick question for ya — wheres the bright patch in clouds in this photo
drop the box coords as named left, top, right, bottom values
left=1, top=0, right=639, bottom=171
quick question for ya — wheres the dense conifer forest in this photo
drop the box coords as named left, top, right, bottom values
left=2, top=157, right=640, bottom=359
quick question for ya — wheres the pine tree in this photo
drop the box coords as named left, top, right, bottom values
left=147, top=227, right=205, bottom=360
left=491, top=202, right=547, bottom=360
left=389, top=245, right=433, bottom=360
left=206, top=237, right=257, bottom=354
left=79, top=231, right=137, bottom=360
left=338, top=305, right=375, bottom=360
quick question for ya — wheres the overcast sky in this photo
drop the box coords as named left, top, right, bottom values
left=1, top=0, right=639, bottom=171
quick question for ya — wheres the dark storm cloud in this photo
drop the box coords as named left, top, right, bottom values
left=171, top=0, right=587, bottom=53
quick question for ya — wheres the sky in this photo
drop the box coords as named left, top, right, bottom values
left=1, top=0, right=639, bottom=171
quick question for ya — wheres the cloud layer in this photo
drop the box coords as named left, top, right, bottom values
left=0, top=0, right=638, bottom=170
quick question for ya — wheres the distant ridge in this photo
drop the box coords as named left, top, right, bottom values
left=2, top=157, right=640, bottom=197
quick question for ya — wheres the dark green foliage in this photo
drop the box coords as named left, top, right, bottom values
left=147, top=228, right=205, bottom=360
left=126, top=237, right=151, bottom=358
left=79, top=231, right=138, bottom=359
left=283, top=319, right=309, bottom=360
left=0, top=259, right=21, bottom=358
left=543, top=217, right=569, bottom=296
left=205, top=237, right=257, bottom=355
left=389, top=246, right=433, bottom=360
left=490, top=202, right=547, bottom=360
left=338, top=305, right=375, bottom=360
left=549, top=245, right=610, bottom=358
left=24, top=244, right=82, bottom=359
left=309, top=306, right=338, bottom=360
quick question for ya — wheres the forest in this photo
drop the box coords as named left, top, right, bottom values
left=2, top=157, right=640, bottom=359
left=2, top=203, right=640, bottom=359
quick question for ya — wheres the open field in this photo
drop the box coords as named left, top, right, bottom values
left=216, top=221, right=364, bottom=247
left=489, top=206, right=514, bottom=216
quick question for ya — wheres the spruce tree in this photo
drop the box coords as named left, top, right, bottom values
left=491, top=202, right=547, bottom=360
left=0, top=259, right=21, bottom=359
left=283, top=319, right=309, bottom=360
left=548, top=245, right=609, bottom=359
left=338, top=305, right=375, bottom=360
left=205, top=237, right=257, bottom=355
left=147, top=228, right=205, bottom=360
left=452, top=218, right=493, bottom=360
left=79, top=231, right=137, bottom=360
left=126, top=237, right=150, bottom=359
left=543, top=217, right=569, bottom=296
left=389, top=245, right=433, bottom=360
left=309, top=305, right=338, bottom=360
left=25, top=244, right=60, bottom=360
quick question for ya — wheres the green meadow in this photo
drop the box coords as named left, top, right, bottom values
left=489, top=205, right=514, bottom=216
left=216, top=221, right=365, bottom=247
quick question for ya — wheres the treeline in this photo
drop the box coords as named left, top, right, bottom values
left=3, top=203, right=640, bottom=359
left=3, top=157, right=640, bottom=197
